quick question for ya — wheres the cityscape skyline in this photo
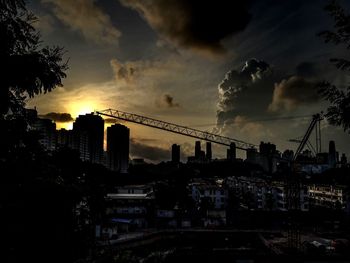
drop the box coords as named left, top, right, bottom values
left=2, top=1, right=350, bottom=261
left=32, top=109, right=348, bottom=173
left=26, top=0, right=350, bottom=161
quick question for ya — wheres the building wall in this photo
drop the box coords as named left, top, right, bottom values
left=190, top=183, right=228, bottom=209
left=226, top=176, right=309, bottom=211
left=73, top=114, right=104, bottom=164
left=107, top=124, right=129, bottom=173
left=308, top=184, right=349, bottom=210
left=32, top=118, right=57, bottom=151
left=117, top=186, right=153, bottom=195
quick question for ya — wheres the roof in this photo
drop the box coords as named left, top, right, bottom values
left=106, top=193, right=155, bottom=200
left=111, top=218, right=132, bottom=224
left=117, top=184, right=153, bottom=190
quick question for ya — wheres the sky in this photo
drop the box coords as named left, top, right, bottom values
left=27, top=0, right=350, bottom=162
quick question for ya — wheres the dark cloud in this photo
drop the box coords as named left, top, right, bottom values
left=130, top=139, right=195, bottom=162
left=130, top=138, right=170, bottom=162
left=40, top=112, right=73, bottom=122
left=268, top=76, right=320, bottom=112
left=104, top=118, right=118, bottom=124
left=296, top=62, right=319, bottom=78
left=110, top=59, right=136, bottom=83
left=217, top=59, right=273, bottom=127
left=44, top=0, right=121, bottom=45
left=156, top=94, right=180, bottom=108
left=110, top=58, right=178, bottom=86
left=120, top=0, right=252, bottom=55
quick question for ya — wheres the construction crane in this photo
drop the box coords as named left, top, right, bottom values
left=286, top=113, right=323, bottom=252
left=292, top=113, right=323, bottom=161
left=95, top=108, right=257, bottom=151
left=289, top=138, right=317, bottom=156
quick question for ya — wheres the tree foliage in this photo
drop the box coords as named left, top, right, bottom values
left=318, top=0, right=350, bottom=133
left=318, top=81, right=350, bottom=132
left=0, top=0, right=67, bottom=116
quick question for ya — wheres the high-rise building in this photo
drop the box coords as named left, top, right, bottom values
left=246, top=148, right=258, bottom=164
left=328, top=140, right=337, bottom=168
left=206, top=142, right=212, bottom=161
left=73, top=113, right=104, bottom=164
left=32, top=118, right=57, bottom=151
left=195, top=141, right=201, bottom=159
left=259, top=141, right=279, bottom=173
left=25, top=108, right=38, bottom=121
left=282, top=150, right=294, bottom=161
left=171, top=144, right=180, bottom=163
left=107, top=124, right=129, bottom=173
left=340, top=153, right=347, bottom=167
left=227, top=142, right=236, bottom=161
left=56, top=128, right=73, bottom=148
left=259, top=141, right=276, bottom=155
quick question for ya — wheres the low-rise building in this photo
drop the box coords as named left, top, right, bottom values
left=226, top=176, right=309, bottom=211
left=226, top=176, right=268, bottom=210
left=155, top=209, right=177, bottom=228
left=189, top=178, right=228, bottom=210
left=189, top=178, right=228, bottom=227
left=308, top=184, right=349, bottom=211
left=105, top=184, right=155, bottom=231
left=203, top=210, right=226, bottom=227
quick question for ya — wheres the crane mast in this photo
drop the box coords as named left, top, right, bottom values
left=96, top=108, right=257, bottom=151
left=286, top=113, right=323, bottom=251
left=293, top=113, right=323, bottom=161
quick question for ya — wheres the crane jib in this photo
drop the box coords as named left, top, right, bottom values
left=95, top=109, right=257, bottom=151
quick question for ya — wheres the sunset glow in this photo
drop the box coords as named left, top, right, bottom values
left=24, top=0, right=350, bottom=160
left=69, top=102, right=97, bottom=118
left=3, top=1, right=350, bottom=261
left=56, top=122, right=73, bottom=130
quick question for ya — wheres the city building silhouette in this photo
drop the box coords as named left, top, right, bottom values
left=226, top=142, right=236, bottom=161
left=32, top=118, right=57, bottom=151
left=206, top=142, right=212, bottom=161
left=107, top=123, right=130, bottom=173
left=171, top=144, right=180, bottom=163
left=73, top=113, right=104, bottom=163
left=328, top=140, right=337, bottom=168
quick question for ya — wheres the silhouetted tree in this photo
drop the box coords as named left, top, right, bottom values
left=0, top=0, right=67, bottom=116
left=318, top=0, right=350, bottom=133
left=0, top=2, right=76, bottom=262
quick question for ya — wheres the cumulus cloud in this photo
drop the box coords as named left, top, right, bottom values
left=268, top=76, right=320, bottom=112
left=217, top=59, right=272, bottom=128
left=43, top=0, right=121, bottom=45
left=120, top=0, right=251, bottom=55
left=219, top=115, right=273, bottom=146
left=40, top=112, right=74, bottom=122
left=155, top=94, right=179, bottom=108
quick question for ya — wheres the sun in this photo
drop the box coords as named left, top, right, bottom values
left=69, top=101, right=100, bottom=118
left=54, top=101, right=100, bottom=131
left=56, top=122, right=73, bottom=130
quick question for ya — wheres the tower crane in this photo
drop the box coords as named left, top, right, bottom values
left=292, top=113, right=323, bottom=161
left=286, top=113, right=323, bottom=251
left=96, top=108, right=257, bottom=151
